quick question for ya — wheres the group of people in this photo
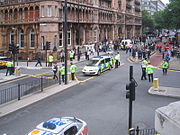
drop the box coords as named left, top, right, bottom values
left=141, top=57, right=169, bottom=83
left=52, top=62, right=77, bottom=83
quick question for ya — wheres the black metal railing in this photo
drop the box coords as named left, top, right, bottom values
left=129, top=127, right=159, bottom=135
left=0, top=77, right=58, bottom=105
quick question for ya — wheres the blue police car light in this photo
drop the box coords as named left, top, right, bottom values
left=47, top=119, right=66, bottom=126
left=93, top=56, right=103, bottom=59
left=100, top=54, right=108, bottom=57
left=43, top=122, right=56, bottom=130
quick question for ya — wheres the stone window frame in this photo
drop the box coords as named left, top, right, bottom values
left=59, top=30, right=71, bottom=47
left=47, top=5, right=52, bottom=17
left=18, top=29, right=24, bottom=48
left=41, top=6, right=45, bottom=17
left=29, top=29, right=35, bottom=48
left=10, top=30, right=15, bottom=44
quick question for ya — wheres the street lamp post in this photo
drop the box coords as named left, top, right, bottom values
left=64, top=0, right=68, bottom=84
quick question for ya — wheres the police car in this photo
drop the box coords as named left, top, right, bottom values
left=27, top=117, right=88, bottom=135
left=82, top=54, right=113, bottom=76
left=0, top=56, right=11, bottom=69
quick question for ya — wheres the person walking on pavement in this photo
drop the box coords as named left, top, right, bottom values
left=141, top=58, right=148, bottom=80
left=52, top=63, right=58, bottom=79
left=5, top=60, right=13, bottom=76
left=115, top=52, right=120, bottom=68
left=35, top=56, right=42, bottom=67
left=70, top=62, right=77, bottom=81
left=146, top=62, right=155, bottom=82
left=161, top=60, right=169, bottom=75
left=48, top=54, right=54, bottom=67
left=59, top=64, right=65, bottom=83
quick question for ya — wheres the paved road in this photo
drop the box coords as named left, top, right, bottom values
left=0, top=51, right=179, bottom=135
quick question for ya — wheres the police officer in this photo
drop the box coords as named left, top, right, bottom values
left=115, top=52, right=120, bottom=68
left=6, top=61, right=13, bottom=76
left=146, top=62, right=155, bottom=82
left=59, top=64, right=65, bottom=83
left=48, top=54, right=54, bottom=67
left=69, top=50, right=74, bottom=61
left=141, top=58, right=148, bottom=80
left=70, top=62, right=77, bottom=80
left=161, top=60, right=169, bottom=75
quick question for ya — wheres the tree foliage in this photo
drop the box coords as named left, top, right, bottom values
left=153, top=0, right=180, bottom=30
left=142, top=0, right=180, bottom=31
left=142, top=10, right=154, bottom=32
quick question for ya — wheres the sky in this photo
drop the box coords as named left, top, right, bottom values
left=161, top=0, right=169, bottom=4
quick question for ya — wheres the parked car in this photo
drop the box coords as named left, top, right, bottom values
left=27, top=117, right=88, bottom=135
left=0, top=56, right=11, bottom=69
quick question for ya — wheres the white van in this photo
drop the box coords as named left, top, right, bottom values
left=121, top=39, right=133, bottom=49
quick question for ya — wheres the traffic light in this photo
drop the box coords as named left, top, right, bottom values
left=126, top=80, right=136, bottom=101
left=46, top=41, right=51, bottom=50
left=15, top=46, right=19, bottom=54
left=9, top=43, right=15, bottom=52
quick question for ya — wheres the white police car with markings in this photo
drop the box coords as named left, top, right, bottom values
left=27, top=117, right=88, bottom=135
left=82, top=54, right=113, bottom=76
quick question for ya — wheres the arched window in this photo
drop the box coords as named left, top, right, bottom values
left=10, top=30, right=15, bottom=44
left=29, top=29, right=35, bottom=48
left=18, top=29, right=24, bottom=48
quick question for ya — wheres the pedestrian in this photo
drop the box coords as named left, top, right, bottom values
left=115, top=52, right=120, bottom=68
left=60, top=50, right=65, bottom=62
left=70, top=62, right=77, bottom=81
left=141, top=58, right=148, bottom=80
left=59, top=64, right=65, bottom=83
left=52, top=63, right=58, bottom=79
left=146, top=62, right=155, bottom=82
left=48, top=54, right=54, bottom=67
left=161, top=60, right=169, bottom=75
left=165, top=53, right=170, bottom=63
left=35, top=56, right=42, bottom=67
left=5, top=60, right=13, bottom=76
left=87, top=49, right=90, bottom=60
left=77, top=50, right=81, bottom=61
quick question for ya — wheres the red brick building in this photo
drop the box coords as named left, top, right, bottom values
left=0, top=0, right=142, bottom=60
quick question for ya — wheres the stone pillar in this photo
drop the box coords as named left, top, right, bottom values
left=132, top=25, right=135, bottom=38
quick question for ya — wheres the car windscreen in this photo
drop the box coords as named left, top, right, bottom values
left=86, top=60, right=99, bottom=66
left=0, top=58, right=11, bottom=62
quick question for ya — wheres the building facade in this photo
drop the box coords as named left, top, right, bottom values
left=141, top=0, right=166, bottom=15
left=0, top=0, right=142, bottom=60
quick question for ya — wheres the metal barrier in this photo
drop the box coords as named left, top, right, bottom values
left=129, top=127, right=159, bottom=135
left=0, top=77, right=58, bottom=105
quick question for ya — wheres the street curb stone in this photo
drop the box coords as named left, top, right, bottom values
left=148, top=86, right=180, bottom=98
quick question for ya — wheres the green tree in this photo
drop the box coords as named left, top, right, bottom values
left=162, top=0, right=180, bottom=29
left=153, top=11, right=164, bottom=30
left=142, top=10, right=154, bottom=33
